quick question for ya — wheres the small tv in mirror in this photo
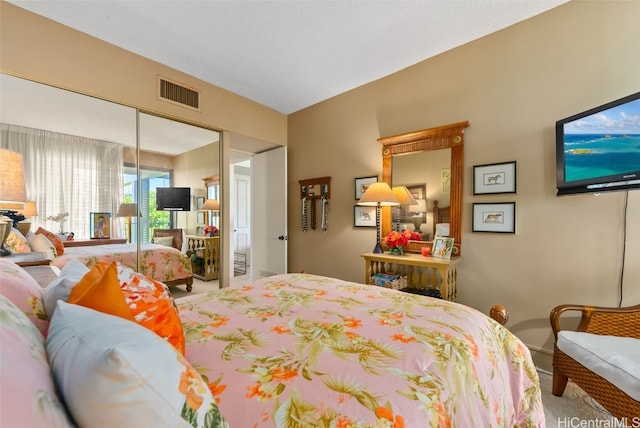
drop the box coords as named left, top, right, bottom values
left=156, top=187, right=191, bottom=211
left=555, top=91, right=640, bottom=196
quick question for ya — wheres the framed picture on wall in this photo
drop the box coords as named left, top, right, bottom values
left=196, top=212, right=205, bottom=225
left=354, top=176, right=378, bottom=200
left=472, top=202, right=516, bottom=233
left=473, top=161, right=517, bottom=194
left=90, top=212, right=111, bottom=239
left=196, top=196, right=205, bottom=210
left=354, top=205, right=376, bottom=227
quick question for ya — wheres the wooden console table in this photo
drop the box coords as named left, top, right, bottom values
left=63, top=238, right=127, bottom=247
left=186, top=235, right=220, bottom=281
left=361, top=252, right=460, bottom=301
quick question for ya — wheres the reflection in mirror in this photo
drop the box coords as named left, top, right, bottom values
left=379, top=121, right=468, bottom=255
left=0, top=73, right=137, bottom=241
left=392, top=149, right=450, bottom=241
left=1, top=73, right=222, bottom=284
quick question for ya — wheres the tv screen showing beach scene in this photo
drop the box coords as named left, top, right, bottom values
left=560, top=94, right=640, bottom=186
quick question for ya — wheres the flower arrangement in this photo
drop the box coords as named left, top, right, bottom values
left=203, top=225, right=219, bottom=237
left=46, top=212, right=69, bottom=235
left=384, top=230, right=421, bottom=254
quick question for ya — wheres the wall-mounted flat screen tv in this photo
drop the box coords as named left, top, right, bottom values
left=555, top=91, right=640, bottom=196
left=156, top=187, right=191, bottom=211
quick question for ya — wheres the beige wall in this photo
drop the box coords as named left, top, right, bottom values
left=0, top=2, right=287, bottom=147
left=287, top=0, right=640, bottom=370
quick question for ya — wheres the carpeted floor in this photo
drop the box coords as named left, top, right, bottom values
left=538, top=370, right=620, bottom=427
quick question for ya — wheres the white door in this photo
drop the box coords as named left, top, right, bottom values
left=251, top=146, right=287, bottom=277
left=233, top=166, right=251, bottom=269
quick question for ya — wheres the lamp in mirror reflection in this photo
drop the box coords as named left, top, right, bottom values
left=409, top=199, right=427, bottom=232
left=357, top=182, right=400, bottom=253
left=17, top=201, right=38, bottom=236
left=391, top=186, right=417, bottom=232
left=0, top=149, right=27, bottom=256
left=117, top=203, right=140, bottom=243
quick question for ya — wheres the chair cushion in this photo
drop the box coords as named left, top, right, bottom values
left=0, top=295, right=73, bottom=427
left=557, top=331, right=640, bottom=401
left=46, top=301, right=228, bottom=428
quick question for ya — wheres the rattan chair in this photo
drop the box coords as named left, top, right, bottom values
left=550, top=304, right=640, bottom=422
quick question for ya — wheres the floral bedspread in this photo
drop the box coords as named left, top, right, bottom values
left=177, top=273, right=544, bottom=427
left=52, top=243, right=192, bottom=284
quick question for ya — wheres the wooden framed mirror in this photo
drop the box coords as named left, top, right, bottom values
left=379, top=121, right=469, bottom=255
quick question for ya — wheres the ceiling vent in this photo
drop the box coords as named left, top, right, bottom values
left=157, top=76, right=200, bottom=110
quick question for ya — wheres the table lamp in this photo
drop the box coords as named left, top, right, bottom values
left=357, top=182, right=399, bottom=253
left=0, top=149, right=27, bottom=256
left=117, top=203, right=139, bottom=243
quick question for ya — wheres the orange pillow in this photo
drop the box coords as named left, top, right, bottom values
left=35, top=227, right=64, bottom=256
left=68, top=261, right=134, bottom=321
left=115, top=263, right=185, bottom=355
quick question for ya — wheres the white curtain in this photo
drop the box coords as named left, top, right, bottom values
left=1, top=123, right=124, bottom=238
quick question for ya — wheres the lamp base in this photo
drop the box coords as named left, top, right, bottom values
left=372, top=242, right=384, bottom=253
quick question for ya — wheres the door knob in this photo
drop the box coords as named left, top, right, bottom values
left=278, top=235, right=288, bottom=240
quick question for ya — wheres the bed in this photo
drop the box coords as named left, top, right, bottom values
left=177, top=273, right=544, bottom=427
left=51, top=243, right=194, bottom=291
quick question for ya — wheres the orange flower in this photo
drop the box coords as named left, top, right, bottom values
left=178, top=363, right=206, bottom=411
left=391, top=333, right=416, bottom=343
left=376, top=407, right=405, bottom=428
left=345, top=331, right=359, bottom=339
left=272, top=325, right=291, bottom=334
left=271, top=367, right=298, bottom=382
left=336, top=416, right=352, bottom=428
left=343, top=317, right=362, bottom=328
left=208, top=382, right=227, bottom=404
left=209, top=316, right=230, bottom=328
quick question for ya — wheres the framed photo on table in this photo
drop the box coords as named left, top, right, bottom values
left=354, top=176, right=378, bottom=199
left=90, top=212, right=111, bottom=239
left=432, top=237, right=455, bottom=260
left=354, top=205, right=376, bottom=227
left=473, top=161, right=517, bottom=194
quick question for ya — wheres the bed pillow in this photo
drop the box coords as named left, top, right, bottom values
left=0, top=259, right=49, bottom=336
left=28, top=233, right=58, bottom=260
left=46, top=301, right=228, bottom=428
left=153, top=235, right=174, bottom=247
left=116, top=263, right=186, bottom=355
left=0, top=296, right=74, bottom=428
left=36, top=227, right=65, bottom=256
left=43, top=259, right=90, bottom=318
left=5, top=227, right=32, bottom=253
left=67, top=261, right=135, bottom=321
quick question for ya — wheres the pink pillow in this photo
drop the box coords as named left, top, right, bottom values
left=0, top=259, right=49, bottom=336
left=5, top=227, right=32, bottom=253
left=0, top=295, right=73, bottom=427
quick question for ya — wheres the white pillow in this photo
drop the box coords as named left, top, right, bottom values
left=153, top=235, right=174, bottom=247
left=42, top=259, right=90, bottom=318
left=28, top=233, right=57, bottom=259
left=46, top=301, right=228, bottom=428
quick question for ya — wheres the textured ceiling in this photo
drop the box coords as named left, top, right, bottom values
left=6, top=0, right=568, bottom=115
